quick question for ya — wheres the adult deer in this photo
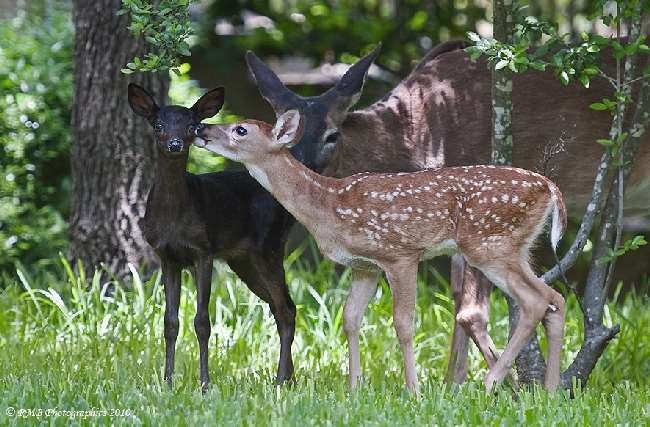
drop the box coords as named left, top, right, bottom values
left=194, top=110, right=568, bottom=393
left=245, top=41, right=650, bottom=383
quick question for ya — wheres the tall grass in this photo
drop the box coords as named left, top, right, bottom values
left=0, top=249, right=648, bottom=425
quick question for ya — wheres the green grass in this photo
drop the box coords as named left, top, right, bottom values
left=0, top=250, right=648, bottom=426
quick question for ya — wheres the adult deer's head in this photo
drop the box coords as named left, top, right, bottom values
left=246, top=45, right=380, bottom=171
left=128, top=83, right=224, bottom=158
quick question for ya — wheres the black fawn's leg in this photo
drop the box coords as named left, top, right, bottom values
left=194, top=257, right=213, bottom=393
left=261, top=255, right=297, bottom=384
left=384, top=261, right=420, bottom=393
left=481, top=264, right=552, bottom=392
left=161, top=260, right=182, bottom=388
left=343, top=269, right=380, bottom=388
left=445, top=254, right=470, bottom=385
left=228, top=256, right=296, bottom=383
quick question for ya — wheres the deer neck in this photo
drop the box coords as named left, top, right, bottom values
left=245, top=151, right=338, bottom=229
left=149, top=153, right=191, bottom=209
left=329, top=81, right=443, bottom=177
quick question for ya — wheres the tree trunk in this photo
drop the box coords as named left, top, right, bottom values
left=491, top=0, right=548, bottom=385
left=70, top=0, right=169, bottom=278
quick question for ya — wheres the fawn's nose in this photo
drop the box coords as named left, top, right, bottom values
left=168, top=138, right=183, bottom=152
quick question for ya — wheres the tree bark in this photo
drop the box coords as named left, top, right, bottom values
left=70, top=0, right=169, bottom=278
left=490, top=0, right=548, bottom=385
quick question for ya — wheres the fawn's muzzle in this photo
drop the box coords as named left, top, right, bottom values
left=168, top=138, right=183, bottom=152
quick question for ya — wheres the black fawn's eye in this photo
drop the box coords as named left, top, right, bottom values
left=325, top=131, right=340, bottom=144
left=190, top=123, right=205, bottom=136
left=235, top=126, right=247, bottom=136
left=154, top=123, right=164, bottom=132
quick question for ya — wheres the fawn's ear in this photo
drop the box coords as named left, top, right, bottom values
left=272, top=110, right=304, bottom=147
left=191, top=87, right=225, bottom=121
left=128, top=83, right=159, bottom=123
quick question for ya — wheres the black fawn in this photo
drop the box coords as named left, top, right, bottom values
left=128, top=85, right=301, bottom=393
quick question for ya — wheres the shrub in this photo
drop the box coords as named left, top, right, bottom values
left=0, top=6, right=73, bottom=272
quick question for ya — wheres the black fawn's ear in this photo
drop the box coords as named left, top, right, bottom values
left=246, top=51, right=299, bottom=114
left=324, top=43, right=382, bottom=114
left=191, top=87, right=225, bottom=121
left=272, top=110, right=304, bottom=148
left=128, top=83, right=159, bottom=124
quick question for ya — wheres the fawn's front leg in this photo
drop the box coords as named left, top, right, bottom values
left=161, top=260, right=182, bottom=388
left=384, top=261, right=420, bottom=394
left=194, top=257, right=213, bottom=393
left=343, top=269, right=380, bottom=388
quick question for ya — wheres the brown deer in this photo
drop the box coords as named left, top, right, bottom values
left=245, top=40, right=650, bottom=383
left=194, top=110, right=568, bottom=393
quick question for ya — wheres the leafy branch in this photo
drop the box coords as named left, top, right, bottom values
left=119, top=0, right=196, bottom=74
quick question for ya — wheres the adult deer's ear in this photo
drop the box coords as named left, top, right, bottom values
left=191, top=87, right=225, bottom=121
left=323, top=43, right=381, bottom=114
left=246, top=51, right=299, bottom=114
left=128, top=83, right=159, bottom=124
left=272, top=110, right=304, bottom=148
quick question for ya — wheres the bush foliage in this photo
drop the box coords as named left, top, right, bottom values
left=0, top=7, right=73, bottom=272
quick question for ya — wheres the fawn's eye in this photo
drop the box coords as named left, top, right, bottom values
left=154, top=123, right=164, bottom=132
left=235, top=126, right=247, bottom=136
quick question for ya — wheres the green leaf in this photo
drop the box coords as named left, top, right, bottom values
left=596, top=138, right=613, bottom=146
left=590, top=102, right=608, bottom=111
left=467, top=32, right=481, bottom=43
left=530, top=62, right=546, bottom=71
left=495, top=60, right=509, bottom=70
left=177, top=42, right=191, bottom=57
left=120, top=68, right=134, bottom=74
left=560, top=71, right=569, bottom=85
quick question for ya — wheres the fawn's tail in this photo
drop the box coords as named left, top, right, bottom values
left=549, top=182, right=567, bottom=252
left=548, top=181, right=568, bottom=283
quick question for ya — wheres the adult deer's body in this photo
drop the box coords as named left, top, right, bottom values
left=195, top=111, right=567, bottom=392
left=246, top=40, right=650, bottom=383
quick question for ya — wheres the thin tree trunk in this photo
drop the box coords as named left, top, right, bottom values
left=491, top=0, right=548, bottom=385
left=491, top=0, right=514, bottom=165
left=70, top=0, right=169, bottom=279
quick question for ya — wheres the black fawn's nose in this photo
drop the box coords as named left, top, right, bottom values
left=168, top=138, right=183, bottom=152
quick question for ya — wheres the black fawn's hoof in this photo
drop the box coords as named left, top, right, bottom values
left=200, top=381, right=210, bottom=395
left=275, top=374, right=295, bottom=387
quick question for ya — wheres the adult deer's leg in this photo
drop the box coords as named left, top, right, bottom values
left=161, top=260, right=182, bottom=388
left=343, top=269, right=380, bottom=388
left=228, top=255, right=296, bottom=384
left=445, top=255, right=471, bottom=384
left=384, top=261, right=420, bottom=393
left=456, top=265, right=499, bottom=369
left=446, top=255, right=498, bottom=385
left=194, top=257, right=213, bottom=393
